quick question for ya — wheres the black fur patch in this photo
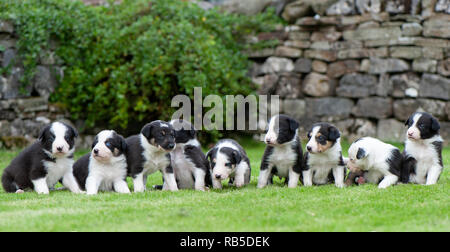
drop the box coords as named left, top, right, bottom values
left=275, top=114, right=299, bottom=144
left=386, top=149, right=402, bottom=177
left=141, top=120, right=176, bottom=150
left=406, top=112, right=440, bottom=139
left=356, top=148, right=366, bottom=159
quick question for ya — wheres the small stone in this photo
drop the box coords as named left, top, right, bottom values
left=412, top=59, right=437, bottom=73
left=401, top=23, right=423, bottom=36
left=311, top=60, right=327, bottom=73
left=302, top=72, right=333, bottom=97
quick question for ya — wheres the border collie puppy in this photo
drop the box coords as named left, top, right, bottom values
left=73, top=130, right=129, bottom=195
left=402, top=112, right=443, bottom=185
left=206, top=139, right=251, bottom=189
left=169, top=119, right=211, bottom=191
left=347, top=137, right=402, bottom=189
left=303, top=123, right=346, bottom=188
left=2, top=122, right=81, bottom=194
left=257, top=114, right=303, bottom=189
left=126, top=120, right=178, bottom=192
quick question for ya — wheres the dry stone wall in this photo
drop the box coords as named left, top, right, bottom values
left=248, top=0, right=450, bottom=143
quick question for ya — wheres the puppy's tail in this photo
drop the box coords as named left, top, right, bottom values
left=1, top=170, right=17, bottom=193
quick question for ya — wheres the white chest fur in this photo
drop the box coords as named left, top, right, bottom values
left=89, top=156, right=127, bottom=191
left=307, top=150, right=340, bottom=184
left=405, top=138, right=442, bottom=183
left=140, top=134, right=170, bottom=175
left=43, top=157, right=74, bottom=188
left=171, top=145, right=195, bottom=188
left=269, top=143, right=297, bottom=178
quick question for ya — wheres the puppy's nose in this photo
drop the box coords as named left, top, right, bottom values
left=307, top=146, right=312, bottom=152
left=168, top=143, right=175, bottom=149
left=408, top=132, right=413, bottom=136
left=93, top=149, right=99, bottom=155
left=57, top=146, right=63, bottom=152
left=215, top=174, right=222, bottom=179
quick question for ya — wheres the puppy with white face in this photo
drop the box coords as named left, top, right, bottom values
left=347, top=137, right=402, bottom=189
left=2, top=122, right=82, bottom=194
left=206, top=139, right=251, bottom=189
left=73, top=130, right=129, bottom=195
left=126, top=120, right=178, bottom=192
left=258, top=114, right=303, bottom=189
left=303, top=123, right=345, bottom=188
left=167, top=119, right=211, bottom=191
left=402, top=112, right=443, bottom=185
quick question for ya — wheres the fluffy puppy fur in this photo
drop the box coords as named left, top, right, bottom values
left=206, top=139, right=251, bottom=189
left=2, top=122, right=81, bottom=194
left=303, top=123, right=346, bottom=188
left=347, top=137, right=402, bottom=189
left=126, top=121, right=178, bottom=192
left=169, top=119, right=211, bottom=191
left=73, top=130, right=129, bottom=195
left=258, top=114, right=303, bottom=188
left=402, top=112, right=443, bottom=185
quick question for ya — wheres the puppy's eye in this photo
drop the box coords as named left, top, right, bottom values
left=418, top=124, right=425, bottom=129
left=225, top=163, right=232, bottom=167
left=105, top=142, right=112, bottom=148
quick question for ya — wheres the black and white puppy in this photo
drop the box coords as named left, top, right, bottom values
left=2, top=122, right=81, bottom=194
left=169, top=119, right=211, bottom=191
left=73, top=130, right=129, bottom=195
left=347, top=137, right=402, bottom=189
left=206, top=139, right=251, bottom=189
left=126, top=120, right=178, bottom=192
left=303, top=123, right=346, bottom=188
left=402, top=112, right=443, bottom=185
left=257, top=114, right=303, bottom=188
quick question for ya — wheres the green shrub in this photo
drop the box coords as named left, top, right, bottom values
left=0, top=0, right=281, bottom=138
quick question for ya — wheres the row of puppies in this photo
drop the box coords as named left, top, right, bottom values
left=1, top=111, right=443, bottom=194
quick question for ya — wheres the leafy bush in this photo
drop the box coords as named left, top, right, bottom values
left=0, top=0, right=281, bottom=136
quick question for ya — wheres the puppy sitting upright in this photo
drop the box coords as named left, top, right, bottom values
left=73, top=130, right=129, bottom=195
left=169, top=119, right=211, bottom=191
left=2, top=122, right=81, bottom=194
left=402, top=112, right=443, bottom=185
left=347, top=137, right=402, bottom=189
left=303, top=123, right=346, bottom=188
left=258, top=114, right=303, bottom=189
left=206, top=139, right=251, bottom=189
left=126, top=120, right=178, bottom=192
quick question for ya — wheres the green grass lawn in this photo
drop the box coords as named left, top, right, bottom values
left=0, top=139, right=448, bottom=232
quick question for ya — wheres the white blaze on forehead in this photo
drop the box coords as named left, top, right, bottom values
left=306, top=126, right=320, bottom=152
left=93, top=130, right=116, bottom=161
left=265, top=115, right=279, bottom=143
left=213, top=141, right=239, bottom=180
left=407, top=113, right=422, bottom=139
left=50, top=122, right=71, bottom=154
left=96, top=130, right=115, bottom=143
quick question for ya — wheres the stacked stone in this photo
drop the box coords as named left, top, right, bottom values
left=248, top=2, right=450, bottom=143
left=0, top=20, right=70, bottom=148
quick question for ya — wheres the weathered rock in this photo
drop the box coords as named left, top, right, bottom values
left=304, top=50, right=337, bottom=62
left=326, top=0, right=356, bottom=15
left=284, top=40, right=311, bottom=49
left=254, top=74, right=279, bottom=95
left=437, top=58, right=450, bottom=76
left=0, top=67, right=32, bottom=99
left=446, top=102, right=450, bottom=120
left=401, top=23, right=423, bottom=36
left=423, top=16, right=450, bottom=38
left=0, top=34, right=17, bottom=49
left=418, top=99, right=447, bottom=120
left=352, top=97, right=393, bottom=119
left=246, top=48, right=276, bottom=59
left=282, top=99, right=306, bottom=122
left=366, top=58, right=410, bottom=74
left=343, top=27, right=401, bottom=41
left=310, top=41, right=332, bottom=50
left=390, top=46, right=423, bottom=59
left=336, top=47, right=388, bottom=59
left=14, top=97, right=49, bottom=113
left=32, top=66, right=61, bottom=99
left=275, top=46, right=302, bottom=58
left=377, top=119, right=406, bottom=142
left=281, top=0, right=313, bottom=23
left=412, top=38, right=449, bottom=48
left=358, top=21, right=380, bottom=29
left=303, top=72, right=333, bottom=97
left=311, top=60, right=327, bottom=73
left=294, top=58, right=312, bottom=73
left=412, top=59, right=437, bottom=73
left=376, top=74, right=393, bottom=97
left=419, top=73, right=450, bottom=100
left=310, top=30, right=342, bottom=41
left=327, top=60, right=360, bottom=78
left=422, top=0, right=438, bottom=18
left=2, top=49, right=17, bottom=68
left=390, top=73, right=420, bottom=98
left=364, top=37, right=416, bottom=47
left=352, top=119, right=377, bottom=141
left=220, top=0, right=274, bottom=15
left=435, top=0, right=450, bottom=13
left=393, top=99, right=420, bottom=121
left=440, top=122, right=450, bottom=143
left=275, top=73, right=302, bottom=99
left=355, top=0, right=381, bottom=14
left=288, top=31, right=310, bottom=40
left=386, top=0, right=410, bottom=14
left=422, top=47, right=444, bottom=60
left=261, top=57, right=295, bottom=74
left=332, top=40, right=363, bottom=50
left=0, top=21, right=14, bottom=33
left=336, top=73, right=378, bottom=98
left=306, top=97, right=354, bottom=119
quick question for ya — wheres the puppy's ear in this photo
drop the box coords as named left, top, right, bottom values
left=141, top=124, right=153, bottom=139
left=307, top=130, right=312, bottom=139
left=38, top=125, right=51, bottom=142
left=405, top=114, right=414, bottom=126
left=289, top=118, right=299, bottom=132
left=120, top=135, right=127, bottom=153
left=205, top=147, right=216, bottom=162
left=70, top=125, right=79, bottom=138
left=232, top=150, right=242, bottom=164
left=328, top=126, right=341, bottom=141
left=431, top=117, right=440, bottom=132
left=356, top=148, right=367, bottom=160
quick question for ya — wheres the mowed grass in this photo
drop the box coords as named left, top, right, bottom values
left=0, top=139, right=448, bottom=232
